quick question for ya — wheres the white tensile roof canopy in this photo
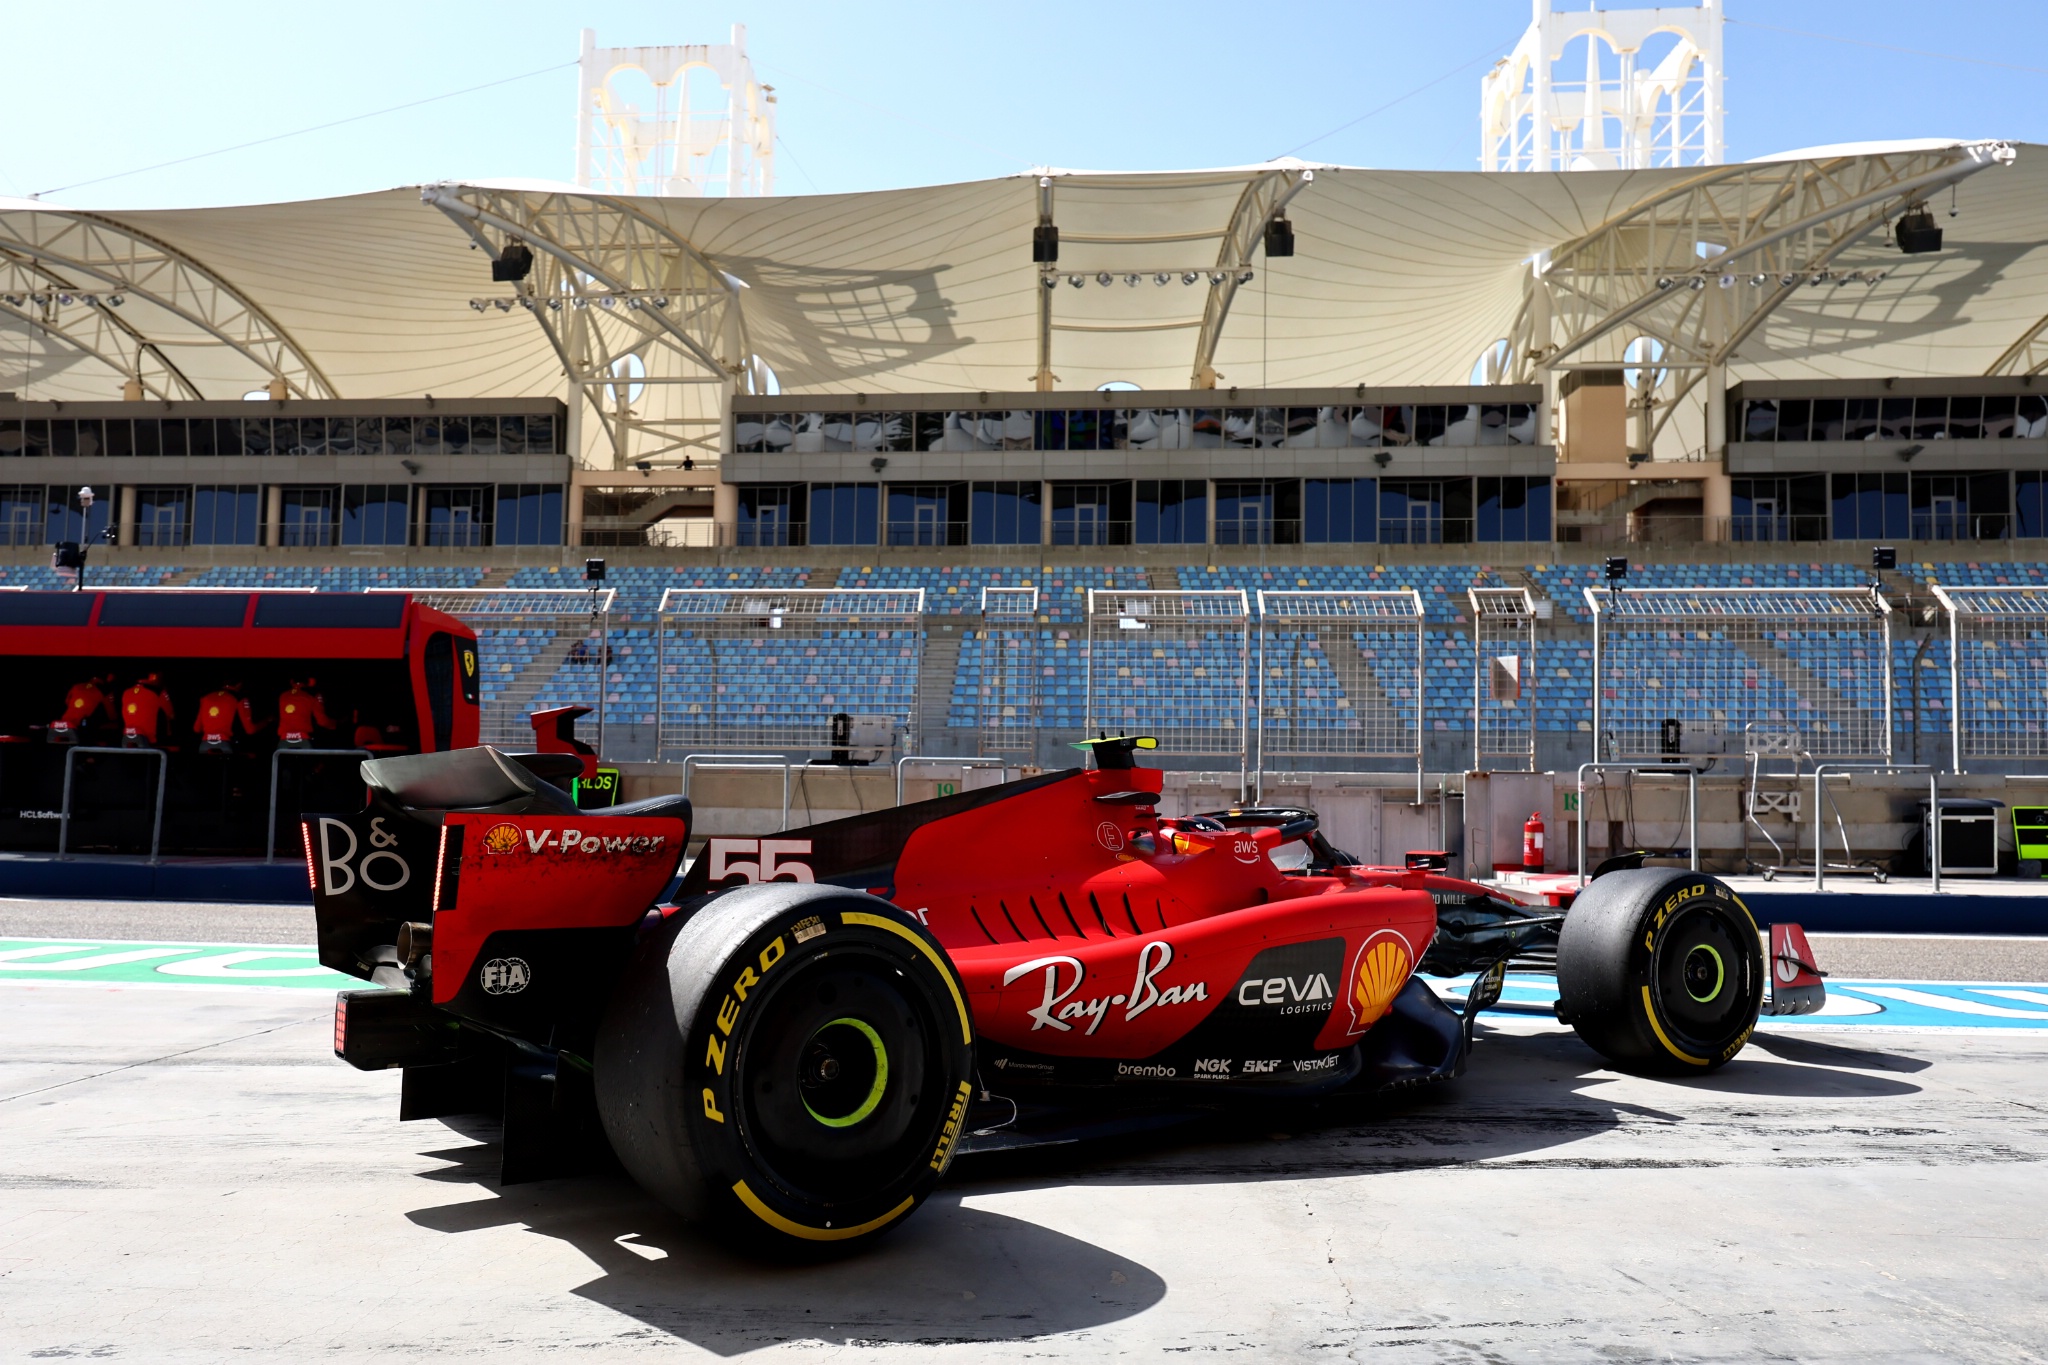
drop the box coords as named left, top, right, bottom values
left=1, top=139, right=2040, bottom=462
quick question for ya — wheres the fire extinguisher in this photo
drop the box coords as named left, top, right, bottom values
left=1522, top=811, right=1545, bottom=872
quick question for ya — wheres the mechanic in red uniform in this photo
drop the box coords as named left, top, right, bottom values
left=49, top=673, right=117, bottom=744
left=120, top=673, right=174, bottom=748
left=276, top=678, right=338, bottom=748
left=193, top=681, right=260, bottom=754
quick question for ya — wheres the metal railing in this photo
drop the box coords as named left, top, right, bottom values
left=58, top=747, right=167, bottom=862
left=680, top=753, right=794, bottom=832
left=1575, top=762, right=1700, bottom=884
left=266, top=748, right=372, bottom=862
left=894, top=755, right=1014, bottom=806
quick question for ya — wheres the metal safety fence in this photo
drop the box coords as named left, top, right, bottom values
left=1932, top=584, right=2048, bottom=770
left=390, top=587, right=614, bottom=751
left=1587, top=586, right=1892, bottom=763
left=654, top=588, right=926, bottom=758
left=1086, top=588, right=1250, bottom=761
left=975, top=586, right=1039, bottom=755
left=1255, top=590, right=1423, bottom=781
left=1470, top=586, right=1537, bottom=771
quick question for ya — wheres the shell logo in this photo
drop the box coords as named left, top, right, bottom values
left=481, top=822, right=523, bottom=855
left=1346, top=930, right=1413, bottom=1034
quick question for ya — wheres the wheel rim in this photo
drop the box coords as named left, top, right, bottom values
left=1651, top=902, right=1753, bottom=1051
left=1682, top=944, right=1726, bottom=1004
left=800, top=1017, right=890, bottom=1129
left=732, top=946, right=947, bottom=1205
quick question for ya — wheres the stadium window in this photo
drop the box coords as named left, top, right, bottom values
left=1050, top=481, right=1131, bottom=546
left=43, top=484, right=110, bottom=545
left=737, top=484, right=803, bottom=547
left=1810, top=399, right=1846, bottom=441
left=530, top=412, right=558, bottom=453
left=279, top=487, right=338, bottom=547
left=2018, top=473, right=2048, bottom=538
left=1063, top=409, right=1105, bottom=452
left=1879, top=397, right=1913, bottom=440
left=1303, top=477, right=1376, bottom=543
left=1216, top=479, right=1300, bottom=546
left=494, top=484, right=563, bottom=546
left=1413, top=406, right=1450, bottom=447
left=440, top=417, right=472, bottom=453
left=809, top=482, right=879, bottom=545
left=497, top=415, right=526, bottom=455
left=1775, top=401, right=1811, bottom=442
left=102, top=419, right=135, bottom=458
left=343, top=485, right=412, bottom=546
left=1842, top=398, right=1879, bottom=441
left=1948, top=396, right=1984, bottom=441
left=1984, top=395, right=2018, bottom=439
left=324, top=418, right=357, bottom=457
left=1124, top=408, right=1192, bottom=450
left=1731, top=476, right=1826, bottom=542
left=886, top=483, right=965, bottom=547
left=1477, top=476, right=1551, bottom=542
left=1912, top=397, right=1950, bottom=442
left=1034, top=410, right=1069, bottom=451
left=2020, top=394, right=2048, bottom=439
left=191, top=485, right=261, bottom=546
left=16, top=420, right=48, bottom=458
left=1378, top=479, right=1472, bottom=544
left=236, top=417, right=273, bottom=457
left=0, top=485, right=44, bottom=545
left=423, top=485, right=490, bottom=548
left=1135, top=479, right=1206, bottom=544
left=134, top=485, right=190, bottom=547
left=0, top=419, right=18, bottom=456
left=969, top=481, right=1041, bottom=545
left=1831, top=472, right=1909, bottom=541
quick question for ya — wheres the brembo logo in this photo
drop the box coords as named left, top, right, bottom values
left=1002, top=939, right=1208, bottom=1034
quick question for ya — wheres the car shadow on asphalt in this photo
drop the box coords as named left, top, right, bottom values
left=404, top=1135, right=1167, bottom=1354
left=396, top=1023, right=1920, bottom=1348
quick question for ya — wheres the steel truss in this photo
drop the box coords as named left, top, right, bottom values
left=1508, top=142, right=2015, bottom=451
left=0, top=207, right=334, bottom=400
left=1190, top=168, right=1313, bottom=389
left=423, top=183, right=754, bottom=469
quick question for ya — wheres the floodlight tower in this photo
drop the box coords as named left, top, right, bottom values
left=575, top=26, right=776, bottom=196
left=1481, top=0, right=1723, bottom=172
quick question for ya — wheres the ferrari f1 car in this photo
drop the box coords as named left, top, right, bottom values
left=313, top=736, right=1824, bottom=1256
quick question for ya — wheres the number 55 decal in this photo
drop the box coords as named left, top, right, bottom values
left=707, top=837, right=815, bottom=884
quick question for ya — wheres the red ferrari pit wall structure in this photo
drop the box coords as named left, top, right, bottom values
left=0, top=588, right=478, bottom=858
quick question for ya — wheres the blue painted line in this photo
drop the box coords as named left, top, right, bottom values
left=1440, top=974, right=2048, bottom=1031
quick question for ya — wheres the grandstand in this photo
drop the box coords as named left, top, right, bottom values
left=6, top=139, right=2048, bottom=786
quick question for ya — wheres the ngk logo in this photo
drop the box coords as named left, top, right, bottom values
left=708, top=838, right=815, bottom=884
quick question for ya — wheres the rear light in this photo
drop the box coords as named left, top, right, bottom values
left=333, top=997, right=347, bottom=1057
left=301, top=822, right=318, bottom=891
left=433, top=828, right=448, bottom=915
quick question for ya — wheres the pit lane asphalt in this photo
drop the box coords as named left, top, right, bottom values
left=2, top=901, right=2044, bottom=1362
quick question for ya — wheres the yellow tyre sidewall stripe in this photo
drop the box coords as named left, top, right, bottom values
left=842, top=910, right=973, bottom=1045
left=733, top=1180, right=915, bottom=1242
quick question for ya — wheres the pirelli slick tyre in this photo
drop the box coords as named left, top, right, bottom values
left=1554, top=868, right=1763, bottom=1075
left=593, top=884, right=975, bottom=1259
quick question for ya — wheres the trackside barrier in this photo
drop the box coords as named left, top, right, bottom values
left=266, top=749, right=373, bottom=862
left=1575, top=762, right=1699, bottom=885
left=58, top=747, right=168, bottom=863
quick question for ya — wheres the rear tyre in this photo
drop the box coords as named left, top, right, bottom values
left=594, top=884, right=975, bottom=1259
left=1555, top=868, right=1762, bottom=1075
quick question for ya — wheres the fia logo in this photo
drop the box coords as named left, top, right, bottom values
left=479, top=957, right=531, bottom=995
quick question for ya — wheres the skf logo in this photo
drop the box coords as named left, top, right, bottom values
left=481, top=822, right=522, bottom=855
left=708, top=838, right=814, bottom=884
left=1346, top=930, right=1414, bottom=1034
left=1095, top=821, right=1125, bottom=853
left=1243, top=1058, right=1280, bottom=1074
left=1193, top=1057, right=1232, bottom=1075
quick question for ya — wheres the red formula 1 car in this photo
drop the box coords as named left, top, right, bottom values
left=315, top=737, right=1817, bottom=1256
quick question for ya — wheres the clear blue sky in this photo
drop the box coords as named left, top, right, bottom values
left=6, top=1, right=2046, bottom=208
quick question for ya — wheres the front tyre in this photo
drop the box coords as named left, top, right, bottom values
left=594, top=884, right=975, bottom=1258
left=1555, top=868, right=1763, bottom=1075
